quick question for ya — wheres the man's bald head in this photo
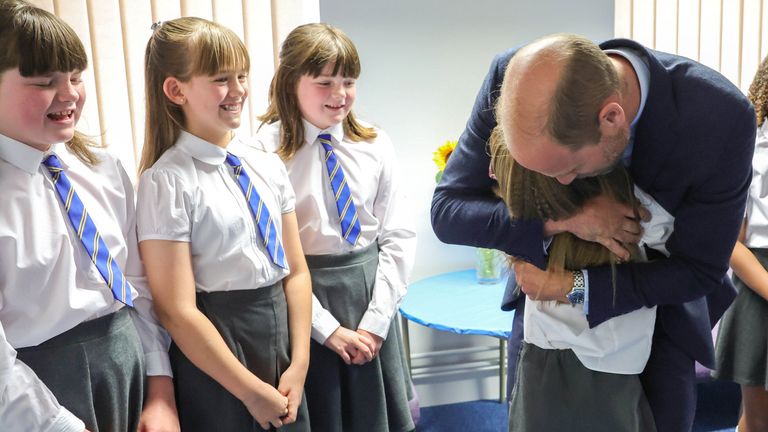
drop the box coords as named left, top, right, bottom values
left=499, top=34, right=620, bottom=149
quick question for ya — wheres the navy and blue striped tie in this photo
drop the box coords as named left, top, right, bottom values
left=225, top=152, right=287, bottom=269
left=318, top=134, right=361, bottom=245
left=42, top=154, right=133, bottom=306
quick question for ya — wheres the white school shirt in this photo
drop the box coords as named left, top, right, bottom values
left=0, top=134, right=171, bottom=431
left=255, top=120, right=416, bottom=343
left=744, top=120, right=768, bottom=247
left=137, top=131, right=294, bottom=292
left=524, top=186, right=672, bottom=374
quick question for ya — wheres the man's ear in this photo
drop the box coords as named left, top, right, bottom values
left=598, top=99, right=626, bottom=134
left=162, top=77, right=186, bottom=105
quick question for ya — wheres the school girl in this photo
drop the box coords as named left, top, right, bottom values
left=136, top=17, right=311, bottom=432
left=713, top=54, right=768, bottom=432
left=0, top=1, right=177, bottom=431
left=489, top=128, right=668, bottom=431
left=256, top=23, right=416, bottom=432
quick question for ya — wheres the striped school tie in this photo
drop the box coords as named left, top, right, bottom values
left=318, top=134, right=361, bottom=245
left=225, top=152, right=287, bottom=269
left=42, top=154, right=133, bottom=306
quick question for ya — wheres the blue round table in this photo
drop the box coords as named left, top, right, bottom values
left=399, top=269, right=515, bottom=401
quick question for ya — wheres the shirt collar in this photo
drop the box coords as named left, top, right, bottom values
left=302, top=119, right=345, bottom=145
left=175, top=130, right=231, bottom=165
left=604, top=47, right=650, bottom=165
left=0, top=132, right=69, bottom=174
left=603, top=47, right=650, bottom=129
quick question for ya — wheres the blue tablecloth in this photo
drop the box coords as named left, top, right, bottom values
left=400, top=270, right=514, bottom=339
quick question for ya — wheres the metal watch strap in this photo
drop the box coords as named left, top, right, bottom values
left=567, top=270, right=585, bottom=305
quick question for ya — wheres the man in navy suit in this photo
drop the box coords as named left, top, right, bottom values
left=432, top=34, right=755, bottom=431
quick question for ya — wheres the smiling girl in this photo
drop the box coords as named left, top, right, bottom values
left=0, top=1, right=176, bottom=431
left=137, top=17, right=311, bottom=432
left=257, top=23, right=416, bottom=432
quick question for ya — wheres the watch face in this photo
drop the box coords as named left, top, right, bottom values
left=568, top=288, right=585, bottom=305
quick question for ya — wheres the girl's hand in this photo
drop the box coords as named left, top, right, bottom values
left=242, top=382, right=289, bottom=430
left=514, top=261, right=571, bottom=303
left=323, top=326, right=373, bottom=365
left=277, top=364, right=308, bottom=424
left=352, top=329, right=383, bottom=364
left=138, top=376, right=180, bottom=432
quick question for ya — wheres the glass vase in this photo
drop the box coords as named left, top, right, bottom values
left=475, top=248, right=506, bottom=284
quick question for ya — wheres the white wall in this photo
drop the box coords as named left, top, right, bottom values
left=319, top=0, right=615, bottom=406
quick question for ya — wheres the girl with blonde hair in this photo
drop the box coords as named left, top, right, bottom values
left=257, top=23, right=416, bottom=432
left=138, top=17, right=311, bottom=431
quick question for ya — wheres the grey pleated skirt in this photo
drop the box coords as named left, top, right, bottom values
left=508, top=342, right=656, bottom=432
left=713, top=247, right=768, bottom=389
left=171, top=282, right=310, bottom=431
left=304, top=243, right=415, bottom=432
left=16, top=308, right=145, bottom=432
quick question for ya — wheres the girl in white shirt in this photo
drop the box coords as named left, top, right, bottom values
left=0, top=2, right=177, bottom=431
left=714, top=55, right=768, bottom=432
left=257, top=23, right=416, bottom=432
left=490, top=129, right=661, bottom=431
left=137, top=17, right=311, bottom=432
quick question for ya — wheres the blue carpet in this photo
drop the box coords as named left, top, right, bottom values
left=417, top=380, right=741, bottom=432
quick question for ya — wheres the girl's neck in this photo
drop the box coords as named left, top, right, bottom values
left=186, top=128, right=233, bottom=148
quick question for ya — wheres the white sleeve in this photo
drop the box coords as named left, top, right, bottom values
left=136, top=169, right=193, bottom=242
left=357, top=132, right=417, bottom=339
left=0, top=322, right=85, bottom=432
left=311, top=294, right=341, bottom=344
left=116, top=162, right=172, bottom=377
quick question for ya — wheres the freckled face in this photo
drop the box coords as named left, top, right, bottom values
left=296, top=62, right=356, bottom=130
left=0, top=68, right=85, bottom=150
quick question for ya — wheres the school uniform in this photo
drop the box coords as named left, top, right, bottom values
left=257, top=120, right=417, bottom=432
left=509, top=186, right=673, bottom=432
left=136, top=131, right=309, bottom=431
left=713, top=120, right=768, bottom=390
left=0, top=134, right=171, bottom=432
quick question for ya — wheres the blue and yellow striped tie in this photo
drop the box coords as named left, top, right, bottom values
left=225, top=152, right=287, bottom=269
left=42, top=154, right=133, bottom=306
left=318, top=134, right=361, bottom=245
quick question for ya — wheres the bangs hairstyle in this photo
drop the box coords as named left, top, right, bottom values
left=489, top=124, right=640, bottom=302
left=140, top=17, right=249, bottom=173
left=0, top=0, right=98, bottom=165
left=0, top=0, right=87, bottom=76
left=258, top=22, right=376, bottom=160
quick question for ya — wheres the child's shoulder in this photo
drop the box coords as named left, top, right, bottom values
left=252, top=121, right=281, bottom=153
left=230, top=135, right=283, bottom=167
left=139, top=145, right=194, bottom=186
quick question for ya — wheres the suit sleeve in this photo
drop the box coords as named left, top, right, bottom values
left=430, top=50, right=547, bottom=270
left=586, top=104, right=756, bottom=327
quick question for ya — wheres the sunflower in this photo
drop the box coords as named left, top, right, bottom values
left=433, top=140, right=457, bottom=171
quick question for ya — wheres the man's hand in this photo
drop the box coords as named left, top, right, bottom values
left=514, top=261, right=572, bottom=303
left=544, top=194, right=650, bottom=260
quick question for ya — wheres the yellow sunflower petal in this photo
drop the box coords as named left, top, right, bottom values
left=433, top=140, right=457, bottom=170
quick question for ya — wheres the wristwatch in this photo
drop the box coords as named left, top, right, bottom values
left=567, top=270, right=585, bottom=305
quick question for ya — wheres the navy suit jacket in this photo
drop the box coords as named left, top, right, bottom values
left=431, top=38, right=756, bottom=368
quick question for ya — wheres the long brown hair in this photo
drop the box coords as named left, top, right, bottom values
left=489, top=125, right=640, bottom=273
left=258, top=23, right=376, bottom=160
left=0, top=0, right=98, bottom=165
left=139, top=17, right=249, bottom=173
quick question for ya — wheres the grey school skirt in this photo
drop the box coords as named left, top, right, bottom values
left=713, top=247, right=768, bottom=389
left=508, top=342, right=656, bottom=432
left=170, top=282, right=310, bottom=432
left=304, top=244, right=415, bottom=432
left=16, top=308, right=145, bottom=432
